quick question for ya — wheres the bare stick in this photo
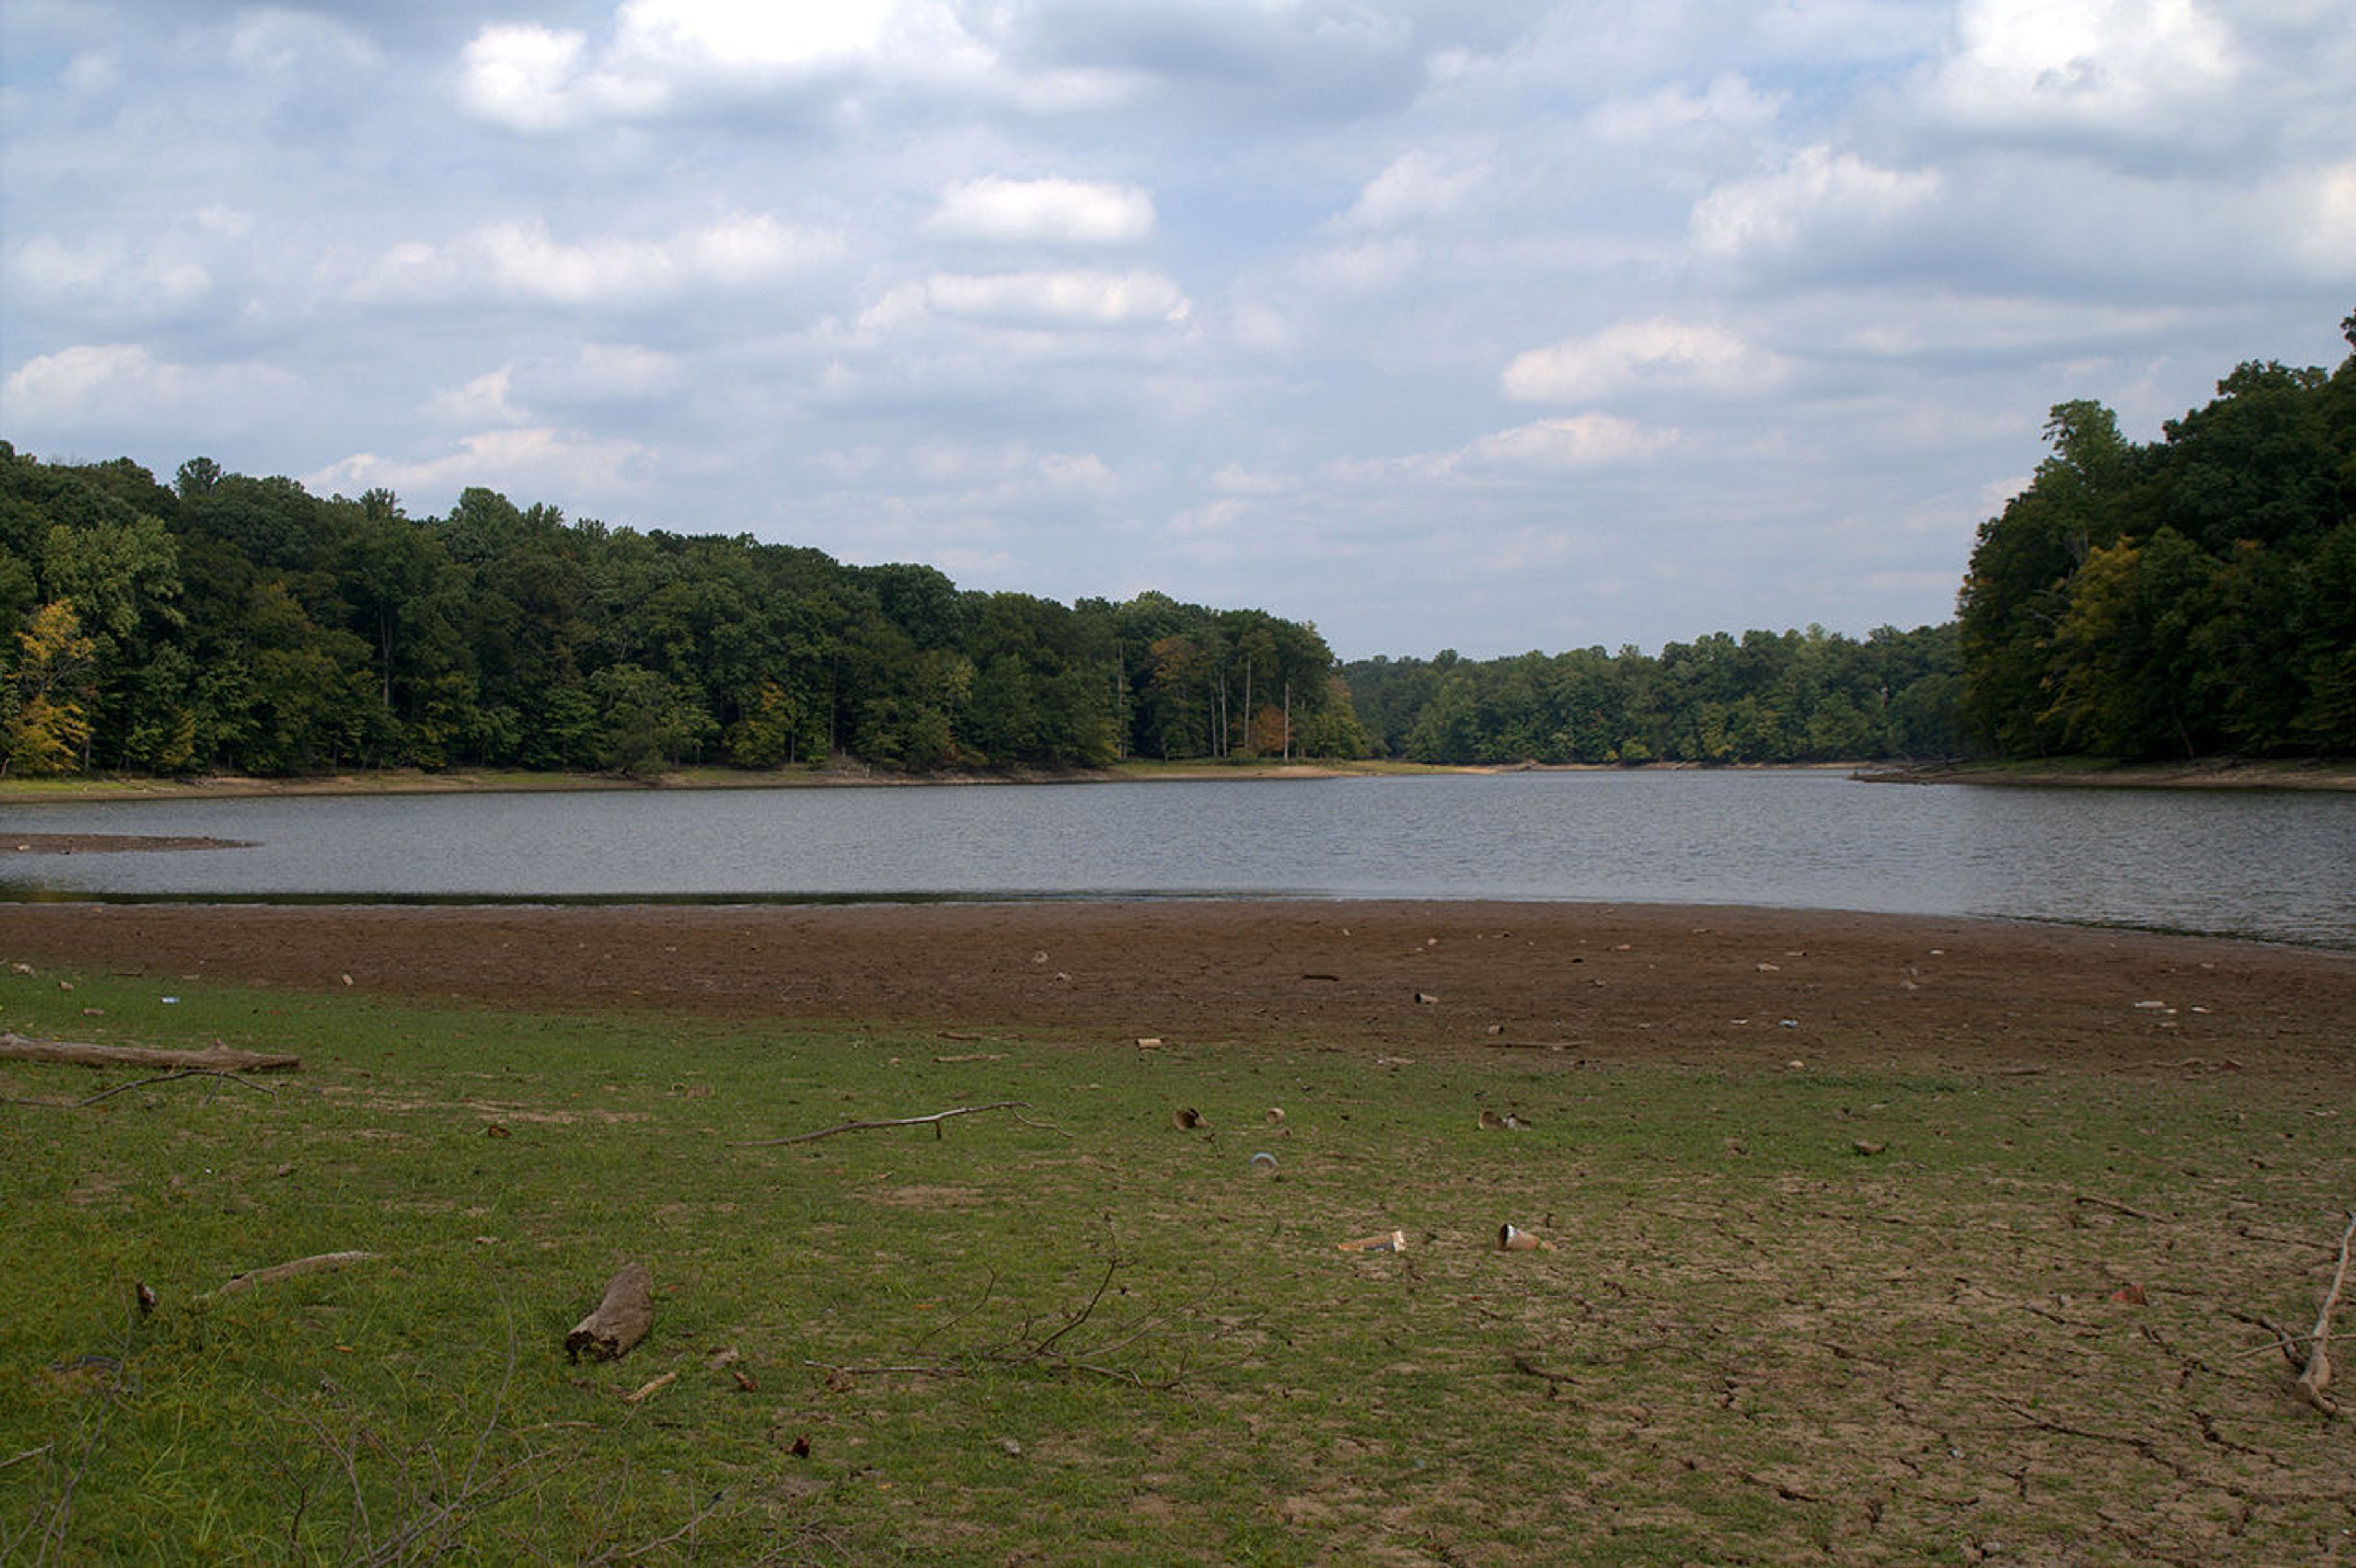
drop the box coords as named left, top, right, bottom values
left=2074, top=1194, right=2168, bottom=1223
left=64, top=1070, right=275, bottom=1107
left=206, top=1251, right=383, bottom=1300
left=2293, top=1210, right=2356, bottom=1416
left=732, top=1101, right=1062, bottom=1147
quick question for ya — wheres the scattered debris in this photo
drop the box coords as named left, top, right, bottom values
left=1264, top=1107, right=1285, bottom=1124
left=1852, top=1140, right=1887, bottom=1157
left=1498, top=1224, right=1552, bottom=1252
left=1134, top=1037, right=1165, bottom=1050
left=1173, top=1106, right=1206, bottom=1131
left=1478, top=1109, right=1531, bottom=1131
left=2108, top=1283, right=2147, bottom=1305
left=1249, top=1151, right=1278, bottom=1174
left=1338, top=1231, right=1407, bottom=1254
left=568, top=1262, right=654, bottom=1363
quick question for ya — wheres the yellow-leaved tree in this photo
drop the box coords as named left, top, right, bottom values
left=4, top=599, right=98, bottom=775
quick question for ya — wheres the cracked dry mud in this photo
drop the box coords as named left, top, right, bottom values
left=5, top=898, right=2350, bottom=1562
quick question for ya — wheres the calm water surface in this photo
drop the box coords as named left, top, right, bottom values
left=2, top=772, right=2351, bottom=947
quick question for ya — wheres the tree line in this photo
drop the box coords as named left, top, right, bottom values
left=5, top=313, right=2348, bottom=778
left=1343, top=623, right=1964, bottom=766
left=1957, top=313, right=2356, bottom=760
left=0, top=445, right=1368, bottom=777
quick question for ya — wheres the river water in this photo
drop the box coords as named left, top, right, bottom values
left=2, top=771, right=2350, bottom=947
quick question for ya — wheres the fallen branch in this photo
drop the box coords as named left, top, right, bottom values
left=206, top=1251, right=383, bottom=1300
left=732, top=1100, right=1063, bottom=1147
left=2293, top=1210, right=2356, bottom=1416
left=0, top=1032, right=299, bottom=1072
left=2, top=1067, right=284, bottom=1109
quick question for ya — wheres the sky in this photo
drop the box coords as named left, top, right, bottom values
left=2, top=2, right=2350, bottom=662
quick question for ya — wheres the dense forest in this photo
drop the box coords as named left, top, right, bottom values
left=0, top=445, right=1368, bottom=777
left=1344, top=625, right=1963, bottom=766
left=1957, top=313, right=2356, bottom=759
left=2, top=316, right=2347, bottom=779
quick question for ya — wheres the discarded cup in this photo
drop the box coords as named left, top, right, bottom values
left=1497, top=1223, right=1552, bottom=1252
left=1249, top=1151, right=1278, bottom=1173
left=1265, top=1107, right=1286, bottom=1124
left=1338, top=1230, right=1407, bottom=1253
left=1172, top=1106, right=1206, bottom=1130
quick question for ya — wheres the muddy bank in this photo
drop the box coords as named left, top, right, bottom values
left=3, top=899, right=2349, bottom=1085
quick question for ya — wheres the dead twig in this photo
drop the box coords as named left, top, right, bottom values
left=731, top=1100, right=1064, bottom=1146
left=2292, top=1210, right=2356, bottom=1416
left=2074, top=1194, right=2169, bottom=1223
left=0, top=1068, right=282, bottom=1109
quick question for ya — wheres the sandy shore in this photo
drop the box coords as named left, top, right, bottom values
left=4, top=899, right=2350, bottom=1085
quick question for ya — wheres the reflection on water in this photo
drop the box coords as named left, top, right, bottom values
left=2, top=772, right=2350, bottom=947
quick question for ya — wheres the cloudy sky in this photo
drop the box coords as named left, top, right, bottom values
left=2, top=1, right=2349, bottom=660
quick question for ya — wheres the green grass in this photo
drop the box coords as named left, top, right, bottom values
left=4, top=967, right=2352, bottom=1564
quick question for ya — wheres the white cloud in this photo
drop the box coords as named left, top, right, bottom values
left=1464, top=414, right=1677, bottom=471
left=1689, top=145, right=1941, bottom=258
left=1344, top=148, right=1488, bottom=228
left=305, top=428, right=647, bottom=505
left=454, top=23, right=664, bottom=133
left=615, top=0, right=899, bottom=71
left=227, top=9, right=377, bottom=74
left=1504, top=319, right=1790, bottom=402
left=1926, top=0, right=2241, bottom=139
left=918, top=270, right=1191, bottom=328
left=567, top=342, right=686, bottom=399
left=1301, top=238, right=1420, bottom=294
left=1, top=342, right=303, bottom=434
left=926, top=176, right=1155, bottom=245
left=452, top=0, right=1006, bottom=132
left=351, top=215, right=839, bottom=307
left=10, top=234, right=212, bottom=319
left=1584, top=74, right=1782, bottom=146
left=422, top=367, right=531, bottom=428
left=2291, top=159, right=2356, bottom=277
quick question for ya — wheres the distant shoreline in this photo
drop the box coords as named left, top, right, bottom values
left=2, top=753, right=2349, bottom=804
left=1851, top=757, right=2356, bottom=792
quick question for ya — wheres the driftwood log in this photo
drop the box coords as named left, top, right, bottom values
left=0, top=1033, right=300, bottom=1072
left=567, top=1262, right=653, bottom=1363
left=206, top=1251, right=383, bottom=1300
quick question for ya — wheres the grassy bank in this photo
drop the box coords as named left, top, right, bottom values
left=4, top=968, right=2351, bottom=1564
